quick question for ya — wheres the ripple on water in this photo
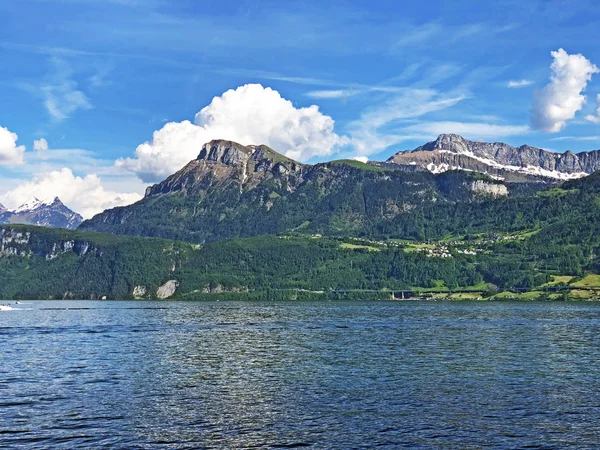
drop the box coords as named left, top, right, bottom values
left=1, top=300, right=600, bottom=448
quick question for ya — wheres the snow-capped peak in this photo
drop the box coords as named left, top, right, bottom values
left=14, top=197, right=43, bottom=213
left=13, top=197, right=56, bottom=213
left=1, top=197, right=83, bottom=230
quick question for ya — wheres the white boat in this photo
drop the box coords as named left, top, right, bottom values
left=0, top=305, right=14, bottom=311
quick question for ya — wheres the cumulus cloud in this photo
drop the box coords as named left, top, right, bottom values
left=585, top=94, right=600, bottom=124
left=117, top=84, right=346, bottom=182
left=531, top=48, right=599, bottom=132
left=352, top=156, right=369, bottom=163
left=507, top=79, right=533, bottom=88
left=33, top=138, right=49, bottom=152
left=0, top=126, right=26, bottom=165
left=0, top=168, right=142, bottom=219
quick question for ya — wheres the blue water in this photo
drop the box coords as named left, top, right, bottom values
left=1, top=300, right=600, bottom=449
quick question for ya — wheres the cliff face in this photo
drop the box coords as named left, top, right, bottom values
left=144, top=140, right=306, bottom=197
left=0, top=225, right=186, bottom=300
left=388, top=134, right=600, bottom=181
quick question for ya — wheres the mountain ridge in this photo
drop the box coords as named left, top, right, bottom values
left=0, top=197, right=83, bottom=230
left=80, top=134, right=600, bottom=245
left=388, top=134, right=600, bottom=181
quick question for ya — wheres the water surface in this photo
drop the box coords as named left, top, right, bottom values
left=1, top=300, right=600, bottom=448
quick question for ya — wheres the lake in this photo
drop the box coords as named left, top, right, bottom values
left=1, top=300, right=600, bottom=448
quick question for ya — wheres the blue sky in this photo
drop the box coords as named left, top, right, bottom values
left=1, top=0, right=600, bottom=216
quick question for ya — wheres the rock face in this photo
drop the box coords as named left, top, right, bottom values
left=471, top=180, right=509, bottom=197
left=157, top=280, right=179, bottom=299
left=388, top=134, right=600, bottom=181
left=132, top=286, right=147, bottom=299
left=144, top=140, right=306, bottom=197
left=0, top=197, right=83, bottom=229
left=0, top=227, right=102, bottom=259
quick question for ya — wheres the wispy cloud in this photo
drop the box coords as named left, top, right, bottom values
left=401, top=121, right=530, bottom=140
left=305, top=90, right=355, bottom=99
left=347, top=88, right=468, bottom=154
left=585, top=94, right=600, bottom=124
left=549, top=135, right=600, bottom=142
left=19, top=56, right=92, bottom=121
left=507, top=79, right=534, bottom=88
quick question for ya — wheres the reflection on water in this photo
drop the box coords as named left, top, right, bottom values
left=1, top=301, right=600, bottom=448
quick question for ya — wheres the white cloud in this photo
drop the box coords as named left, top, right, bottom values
left=402, top=121, right=530, bottom=140
left=585, top=94, right=600, bottom=124
left=42, top=79, right=91, bottom=121
left=549, top=135, right=600, bottom=142
left=507, top=79, right=533, bottom=88
left=33, top=138, right=49, bottom=152
left=352, top=156, right=369, bottom=163
left=0, top=126, right=26, bottom=165
left=348, top=89, right=467, bottom=154
left=117, top=84, right=346, bottom=181
left=531, top=48, right=599, bottom=132
left=20, top=57, right=92, bottom=121
left=305, top=90, right=353, bottom=99
left=0, top=168, right=142, bottom=219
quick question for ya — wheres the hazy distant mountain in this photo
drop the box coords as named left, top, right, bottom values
left=0, top=197, right=83, bottom=229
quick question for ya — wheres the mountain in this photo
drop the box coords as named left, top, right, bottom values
left=80, top=136, right=600, bottom=246
left=80, top=139, right=513, bottom=243
left=0, top=197, right=83, bottom=230
left=387, top=134, right=600, bottom=181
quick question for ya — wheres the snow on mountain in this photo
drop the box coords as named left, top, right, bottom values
left=0, top=197, right=83, bottom=230
left=388, top=134, right=600, bottom=181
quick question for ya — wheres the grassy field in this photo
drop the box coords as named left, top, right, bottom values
left=492, top=291, right=547, bottom=300
left=542, top=275, right=574, bottom=287
left=339, top=242, right=381, bottom=252
left=571, top=274, right=600, bottom=287
left=402, top=243, right=436, bottom=253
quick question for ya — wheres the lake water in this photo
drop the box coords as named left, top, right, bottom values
left=1, top=300, right=600, bottom=449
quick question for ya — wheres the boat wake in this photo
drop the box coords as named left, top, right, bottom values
left=0, top=304, right=29, bottom=311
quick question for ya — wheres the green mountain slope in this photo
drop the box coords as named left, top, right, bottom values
left=80, top=139, right=520, bottom=243
left=2, top=211, right=600, bottom=300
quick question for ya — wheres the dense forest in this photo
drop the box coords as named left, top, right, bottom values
left=2, top=206, right=599, bottom=300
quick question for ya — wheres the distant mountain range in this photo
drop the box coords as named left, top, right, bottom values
left=387, top=134, right=600, bottom=181
left=0, top=197, right=83, bottom=230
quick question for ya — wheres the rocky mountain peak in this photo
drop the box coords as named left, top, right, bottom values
left=389, top=134, right=600, bottom=181
left=145, top=139, right=305, bottom=197
left=0, top=202, right=6, bottom=213
left=0, top=197, right=83, bottom=230
left=433, top=133, right=468, bottom=148
left=197, top=140, right=253, bottom=166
